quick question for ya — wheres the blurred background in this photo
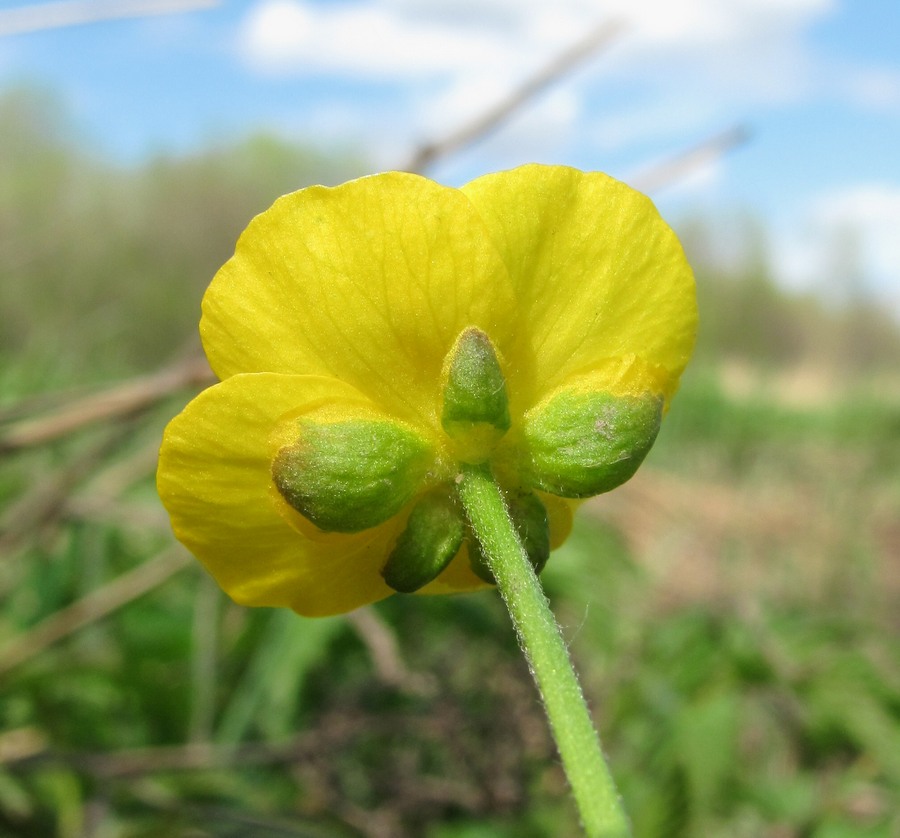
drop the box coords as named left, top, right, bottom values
left=1, top=1, right=898, bottom=836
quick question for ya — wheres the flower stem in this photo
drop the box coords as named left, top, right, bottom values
left=456, top=462, right=631, bottom=838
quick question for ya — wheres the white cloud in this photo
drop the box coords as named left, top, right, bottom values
left=231, top=2, right=900, bottom=323
left=776, top=183, right=900, bottom=306
left=238, top=0, right=834, bottom=89
left=238, top=0, right=596, bottom=164
left=237, top=0, right=836, bottom=154
left=618, top=0, right=831, bottom=48
left=239, top=0, right=528, bottom=78
left=600, top=0, right=834, bottom=107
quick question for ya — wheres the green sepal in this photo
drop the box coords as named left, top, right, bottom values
left=469, top=490, right=550, bottom=584
left=381, top=490, right=465, bottom=593
left=441, top=327, right=510, bottom=462
left=522, top=389, right=662, bottom=498
left=272, top=419, right=431, bottom=533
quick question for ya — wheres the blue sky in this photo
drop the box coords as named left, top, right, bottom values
left=1, top=0, right=899, bottom=309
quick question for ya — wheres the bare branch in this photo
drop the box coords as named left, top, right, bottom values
left=0, top=421, right=138, bottom=554
left=629, top=124, right=751, bottom=194
left=0, top=0, right=218, bottom=37
left=404, top=20, right=625, bottom=174
left=0, top=545, right=193, bottom=678
left=0, top=354, right=213, bottom=452
left=346, top=608, right=435, bottom=695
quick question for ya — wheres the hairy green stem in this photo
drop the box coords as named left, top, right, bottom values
left=456, top=462, right=630, bottom=838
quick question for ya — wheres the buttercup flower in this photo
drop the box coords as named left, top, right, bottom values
left=157, top=164, right=696, bottom=617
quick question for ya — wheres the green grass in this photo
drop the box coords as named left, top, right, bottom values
left=2, top=87, right=899, bottom=837
left=2, top=368, right=898, bottom=837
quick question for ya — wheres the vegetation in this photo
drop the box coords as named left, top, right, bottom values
left=1, top=89, right=898, bottom=836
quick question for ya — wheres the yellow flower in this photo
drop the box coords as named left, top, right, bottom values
left=157, top=164, right=696, bottom=617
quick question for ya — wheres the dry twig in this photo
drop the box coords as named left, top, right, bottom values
left=0, top=0, right=217, bottom=37
left=404, top=20, right=625, bottom=174
left=0, top=545, right=193, bottom=678
left=347, top=607, right=435, bottom=695
left=629, top=125, right=751, bottom=194
left=0, top=354, right=213, bottom=453
left=0, top=421, right=138, bottom=554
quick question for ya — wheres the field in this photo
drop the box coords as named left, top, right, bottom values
left=1, top=91, right=899, bottom=837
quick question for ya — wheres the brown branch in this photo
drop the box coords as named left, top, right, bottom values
left=404, top=19, right=625, bottom=174
left=0, top=727, right=46, bottom=764
left=629, top=124, right=751, bottom=194
left=78, top=433, right=166, bottom=500
left=0, top=354, right=213, bottom=452
left=65, top=497, right=172, bottom=531
left=0, top=421, right=138, bottom=554
left=0, top=0, right=218, bottom=37
left=0, top=545, right=193, bottom=678
left=346, top=608, right=435, bottom=695
left=3, top=713, right=374, bottom=777
left=37, top=432, right=175, bottom=535
left=4, top=737, right=311, bottom=776
left=2, top=711, right=477, bottom=783
left=0, top=386, right=95, bottom=425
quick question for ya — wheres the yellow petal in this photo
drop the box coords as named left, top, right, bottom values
left=157, top=372, right=406, bottom=617
left=420, top=544, right=489, bottom=595
left=541, top=492, right=577, bottom=550
left=461, top=164, right=697, bottom=407
left=201, top=172, right=517, bottom=429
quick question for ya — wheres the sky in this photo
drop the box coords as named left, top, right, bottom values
left=1, top=0, right=899, bottom=310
